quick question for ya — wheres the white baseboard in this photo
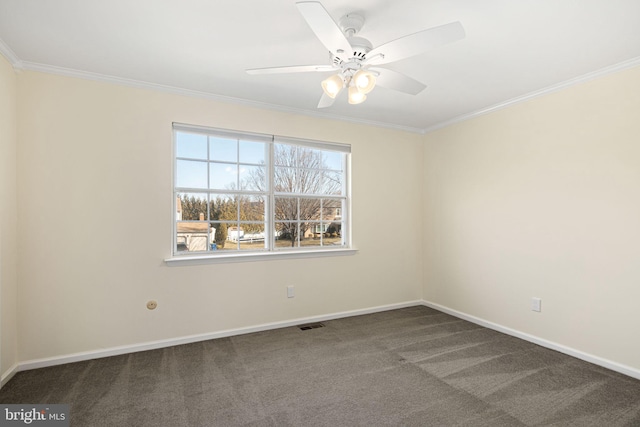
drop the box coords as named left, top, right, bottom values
left=6, top=299, right=638, bottom=384
left=1, top=363, right=19, bottom=388
left=8, top=300, right=422, bottom=376
left=421, top=300, right=640, bottom=381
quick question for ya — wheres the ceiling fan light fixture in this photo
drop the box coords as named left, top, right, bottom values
left=321, top=74, right=344, bottom=98
left=353, top=69, right=376, bottom=94
left=348, top=85, right=366, bottom=104
left=248, top=2, right=465, bottom=109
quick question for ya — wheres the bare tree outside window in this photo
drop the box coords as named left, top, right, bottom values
left=246, top=144, right=343, bottom=247
left=173, top=124, right=349, bottom=255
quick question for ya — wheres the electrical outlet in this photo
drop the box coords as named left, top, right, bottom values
left=147, top=300, right=158, bottom=310
left=531, top=297, right=542, bottom=312
left=287, top=285, right=295, bottom=298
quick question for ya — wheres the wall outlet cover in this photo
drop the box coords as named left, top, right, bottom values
left=531, top=297, right=542, bottom=312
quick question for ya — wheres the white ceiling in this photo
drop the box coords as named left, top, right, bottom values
left=1, top=0, right=640, bottom=133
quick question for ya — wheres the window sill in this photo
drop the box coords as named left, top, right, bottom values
left=164, top=248, right=358, bottom=266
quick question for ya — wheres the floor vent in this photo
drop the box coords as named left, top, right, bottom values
left=298, top=322, right=325, bottom=331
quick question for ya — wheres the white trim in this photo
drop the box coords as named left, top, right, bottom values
left=17, top=61, right=423, bottom=134
left=2, top=41, right=638, bottom=135
left=274, top=136, right=351, bottom=153
left=6, top=299, right=640, bottom=382
left=0, top=38, right=23, bottom=69
left=165, top=248, right=357, bottom=265
left=421, top=300, right=640, bottom=381
left=173, top=122, right=273, bottom=144
left=423, top=56, right=640, bottom=134
left=12, top=300, right=420, bottom=374
left=1, top=363, right=19, bottom=388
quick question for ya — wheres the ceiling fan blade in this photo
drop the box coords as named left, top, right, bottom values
left=317, top=92, right=336, bottom=108
left=296, top=1, right=352, bottom=56
left=247, top=65, right=335, bottom=75
left=370, top=67, right=427, bottom=95
left=366, top=21, right=465, bottom=65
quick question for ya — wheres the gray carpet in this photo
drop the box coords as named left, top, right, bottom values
left=1, top=306, right=639, bottom=426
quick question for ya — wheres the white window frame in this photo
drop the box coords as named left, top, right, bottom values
left=166, top=123, right=355, bottom=265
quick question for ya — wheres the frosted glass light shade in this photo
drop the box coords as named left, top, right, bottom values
left=353, top=70, right=376, bottom=94
left=321, top=74, right=344, bottom=98
left=348, top=86, right=366, bottom=104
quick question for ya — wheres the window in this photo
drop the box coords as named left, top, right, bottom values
left=172, top=123, right=350, bottom=257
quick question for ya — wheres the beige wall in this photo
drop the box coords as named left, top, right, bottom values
left=423, top=65, right=640, bottom=370
left=6, top=58, right=640, bottom=377
left=0, top=54, right=18, bottom=379
left=15, top=71, right=424, bottom=363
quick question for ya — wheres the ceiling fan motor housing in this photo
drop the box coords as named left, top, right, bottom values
left=331, top=13, right=373, bottom=69
left=348, top=36, right=372, bottom=60
left=332, top=35, right=373, bottom=67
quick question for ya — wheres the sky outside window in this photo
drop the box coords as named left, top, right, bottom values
left=176, top=132, right=266, bottom=191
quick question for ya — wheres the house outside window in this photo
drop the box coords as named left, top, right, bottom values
left=173, top=123, right=350, bottom=256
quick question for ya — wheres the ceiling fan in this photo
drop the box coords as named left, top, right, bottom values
left=246, top=1, right=465, bottom=108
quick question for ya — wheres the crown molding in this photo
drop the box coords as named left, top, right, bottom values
left=5, top=32, right=639, bottom=136
left=18, top=60, right=424, bottom=134
left=422, top=56, right=640, bottom=134
left=0, top=38, right=23, bottom=69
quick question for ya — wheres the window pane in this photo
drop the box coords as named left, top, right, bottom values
left=274, top=166, right=297, bottom=193
left=275, top=222, right=299, bottom=248
left=304, top=222, right=324, bottom=248
left=176, top=192, right=209, bottom=220
left=325, top=218, right=343, bottom=245
left=306, top=221, right=343, bottom=247
left=239, top=195, right=265, bottom=222
left=210, top=222, right=236, bottom=251
left=325, top=221, right=342, bottom=241
left=176, top=160, right=207, bottom=189
left=238, top=223, right=266, bottom=251
left=176, top=132, right=207, bottom=159
left=323, top=151, right=343, bottom=171
left=274, top=144, right=296, bottom=167
left=298, top=198, right=322, bottom=221
left=240, top=140, right=265, bottom=164
left=176, top=222, right=212, bottom=253
left=322, top=170, right=343, bottom=195
left=240, top=165, right=265, bottom=191
left=275, top=197, right=298, bottom=221
left=174, top=227, right=210, bottom=252
left=209, top=162, right=237, bottom=190
left=298, top=148, right=322, bottom=169
left=210, top=137, right=237, bottom=162
left=321, top=199, right=340, bottom=221
left=210, top=195, right=237, bottom=221
left=298, top=168, right=326, bottom=194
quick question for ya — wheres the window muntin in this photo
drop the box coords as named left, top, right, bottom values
left=173, top=124, right=350, bottom=256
